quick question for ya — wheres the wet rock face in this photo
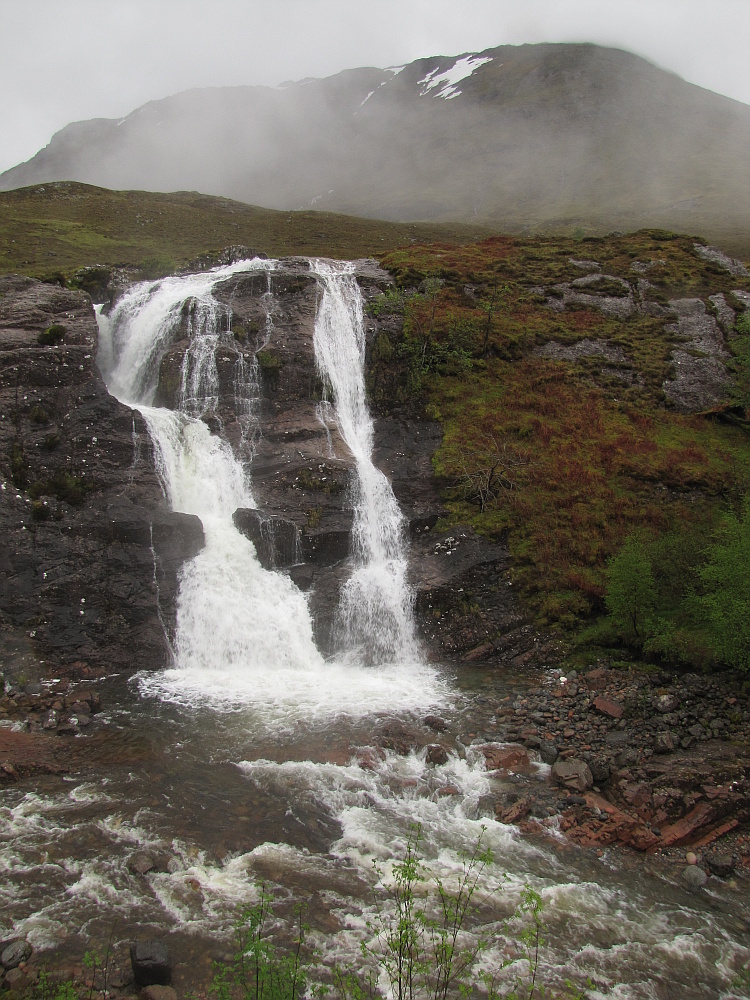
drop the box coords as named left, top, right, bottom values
left=146, top=257, right=527, bottom=657
left=532, top=254, right=745, bottom=414
left=0, top=275, right=203, bottom=677
left=662, top=298, right=730, bottom=411
left=1, top=259, right=527, bottom=670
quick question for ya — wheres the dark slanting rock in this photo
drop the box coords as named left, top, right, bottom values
left=0, top=275, right=202, bottom=677
left=0, top=939, right=32, bottom=970
left=233, top=508, right=300, bottom=569
left=130, top=940, right=172, bottom=986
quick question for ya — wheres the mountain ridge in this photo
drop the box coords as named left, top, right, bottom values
left=2, top=42, right=750, bottom=251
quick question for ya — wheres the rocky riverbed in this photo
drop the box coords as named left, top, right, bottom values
left=3, top=654, right=749, bottom=866
left=1, top=655, right=750, bottom=998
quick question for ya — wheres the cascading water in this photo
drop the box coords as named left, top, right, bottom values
left=97, top=257, right=443, bottom=717
left=313, top=261, right=417, bottom=664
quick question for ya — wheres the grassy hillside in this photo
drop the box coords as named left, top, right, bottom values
left=370, top=232, right=750, bottom=667
left=0, top=182, right=495, bottom=279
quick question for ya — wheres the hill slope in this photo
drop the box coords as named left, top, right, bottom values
left=0, top=182, right=494, bottom=279
left=2, top=44, right=750, bottom=254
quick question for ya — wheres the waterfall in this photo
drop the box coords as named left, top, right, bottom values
left=97, top=258, right=442, bottom=718
left=312, top=261, right=417, bottom=664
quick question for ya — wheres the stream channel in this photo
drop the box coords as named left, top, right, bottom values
left=1, top=259, right=748, bottom=999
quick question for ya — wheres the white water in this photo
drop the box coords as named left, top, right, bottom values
left=313, top=261, right=417, bottom=664
left=97, top=258, right=444, bottom=717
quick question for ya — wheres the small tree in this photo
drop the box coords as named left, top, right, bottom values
left=478, top=282, right=510, bottom=356
left=699, top=497, right=750, bottom=671
left=605, top=534, right=657, bottom=645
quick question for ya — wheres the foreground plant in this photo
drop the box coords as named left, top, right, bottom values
left=206, top=827, right=590, bottom=1000
left=210, top=887, right=312, bottom=1000
left=341, top=825, right=588, bottom=1000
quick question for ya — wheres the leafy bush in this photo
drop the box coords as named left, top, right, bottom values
left=604, top=534, right=657, bottom=645
left=699, top=497, right=750, bottom=671
left=29, top=405, right=50, bottom=425
left=256, top=349, right=283, bottom=372
left=9, top=441, right=29, bottom=487
left=211, top=887, right=311, bottom=1000
left=37, top=323, right=66, bottom=346
left=28, top=471, right=87, bottom=505
left=136, top=255, right=176, bottom=280
left=207, top=827, right=590, bottom=1000
left=726, top=330, right=750, bottom=415
left=366, top=287, right=407, bottom=318
left=602, top=504, right=750, bottom=671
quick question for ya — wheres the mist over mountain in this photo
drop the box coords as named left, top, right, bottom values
left=3, top=42, right=750, bottom=245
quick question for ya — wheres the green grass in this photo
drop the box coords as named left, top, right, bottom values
left=0, top=181, right=496, bottom=279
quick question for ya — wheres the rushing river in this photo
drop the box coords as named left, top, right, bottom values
left=1, top=259, right=748, bottom=998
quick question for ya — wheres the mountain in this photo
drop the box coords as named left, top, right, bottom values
left=2, top=43, right=750, bottom=251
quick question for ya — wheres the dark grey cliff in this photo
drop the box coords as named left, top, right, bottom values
left=148, top=257, right=535, bottom=661
left=0, top=275, right=203, bottom=678
left=0, top=260, right=536, bottom=675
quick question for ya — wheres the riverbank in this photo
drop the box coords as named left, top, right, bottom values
left=2, top=653, right=749, bottom=868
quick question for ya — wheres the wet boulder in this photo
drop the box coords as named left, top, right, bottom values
left=426, top=744, right=449, bottom=766
left=130, top=940, right=172, bottom=986
left=233, top=508, right=300, bottom=569
left=683, top=865, right=708, bottom=888
left=0, top=939, right=32, bottom=970
left=552, top=758, right=594, bottom=793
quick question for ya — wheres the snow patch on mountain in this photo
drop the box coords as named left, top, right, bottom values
left=418, top=54, right=493, bottom=100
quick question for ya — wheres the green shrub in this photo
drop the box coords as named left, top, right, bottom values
left=727, top=332, right=750, bottom=414
left=9, top=441, right=28, bottom=487
left=366, top=287, right=407, bottom=318
left=29, top=404, right=50, bottom=425
left=604, top=534, right=657, bottom=645
left=210, top=888, right=310, bottom=1000
left=136, top=255, right=176, bottom=280
left=31, top=499, right=52, bottom=521
left=28, top=471, right=87, bottom=505
left=37, top=323, right=66, bottom=346
left=699, top=497, right=750, bottom=671
left=256, top=349, right=283, bottom=372
left=68, top=265, right=112, bottom=301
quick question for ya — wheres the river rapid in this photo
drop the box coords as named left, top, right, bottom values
left=1, top=259, right=748, bottom=999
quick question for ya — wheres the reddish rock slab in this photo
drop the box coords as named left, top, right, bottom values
left=0, top=728, right=70, bottom=779
left=355, top=748, right=386, bottom=771
left=479, top=743, right=530, bottom=772
left=552, top=758, right=593, bottom=792
left=659, top=801, right=724, bottom=846
left=692, top=818, right=740, bottom=848
left=584, top=667, right=609, bottom=690
left=438, top=784, right=460, bottom=796
left=496, top=797, right=532, bottom=824
left=593, top=696, right=624, bottom=719
left=461, top=642, right=495, bottom=662
left=563, top=792, right=660, bottom=851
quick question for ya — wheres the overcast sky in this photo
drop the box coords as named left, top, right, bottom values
left=1, top=0, right=749, bottom=175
